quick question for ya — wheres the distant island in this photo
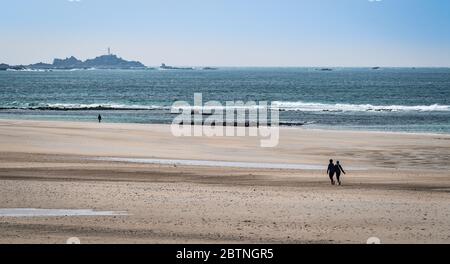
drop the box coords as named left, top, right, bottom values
left=0, top=59, right=219, bottom=71
left=0, top=51, right=219, bottom=71
left=0, top=52, right=147, bottom=70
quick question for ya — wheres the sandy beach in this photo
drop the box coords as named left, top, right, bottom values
left=0, top=119, right=449, bottom=244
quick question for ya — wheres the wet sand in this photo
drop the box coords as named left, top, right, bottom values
left=0, top=119, right=449, bottom=244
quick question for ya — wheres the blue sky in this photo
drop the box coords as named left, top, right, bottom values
left=1, top=0, right=450, bottom=66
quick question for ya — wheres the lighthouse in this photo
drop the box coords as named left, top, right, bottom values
left=108, top=47, right=111, bottom=56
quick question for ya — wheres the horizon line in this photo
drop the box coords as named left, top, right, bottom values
left=2, top=62, right=450, bottom=69
left=3, top=52, right=450, bottom=69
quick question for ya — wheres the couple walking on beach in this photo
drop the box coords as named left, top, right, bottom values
left=327, top=159, right=346, bottom=186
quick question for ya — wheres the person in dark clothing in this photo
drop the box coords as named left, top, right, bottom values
left=334, top=161, right=346, bottom=186
left=327, top=159, right=335, bottom=185
left=98, top=114, right=102, bottom=123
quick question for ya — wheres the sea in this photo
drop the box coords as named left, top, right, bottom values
left=1, top=67, right=449, bottom=133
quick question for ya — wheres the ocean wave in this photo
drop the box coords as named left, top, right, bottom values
left=0, top=103, right=170, bottom=111
left=1, top=102, right=449, bottom=113
left=272, top=101, right=450, bottom=112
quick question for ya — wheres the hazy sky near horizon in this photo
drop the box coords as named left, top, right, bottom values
left=1, top=0, right=450, bottom=67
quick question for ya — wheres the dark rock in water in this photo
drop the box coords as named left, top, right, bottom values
left=160, top=63, right=194, bottom=70
left=0, top=64, right=27, bottom=71
left=203, top=67, right=218, bottom=70
left=278, top=121, right=306, bottom=126
left=176, top=120, right=279, bottom=127
left=7, top=65, right=26, bottom=71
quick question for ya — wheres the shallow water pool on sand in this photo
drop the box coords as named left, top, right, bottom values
left=95, top=157, right=367, bottom=171
left=0, top=208, right=128, bottom=217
